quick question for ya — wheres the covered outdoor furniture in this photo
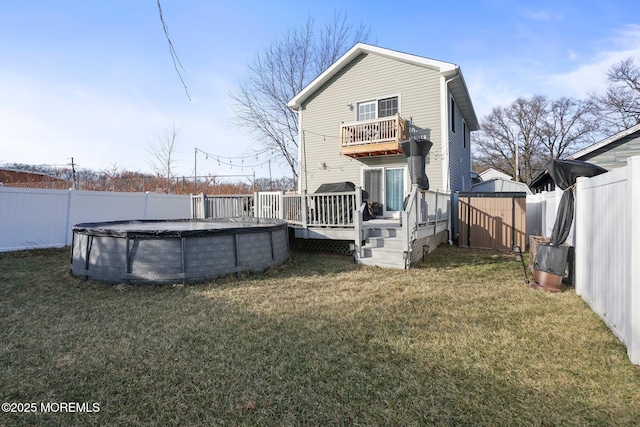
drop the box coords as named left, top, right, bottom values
left=533, top=159, right=607, bottom=291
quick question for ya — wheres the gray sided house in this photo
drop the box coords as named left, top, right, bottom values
left=287, top=43, right=479, bottom=218
left=531, top=124, right=640, bottom=193
left=568, top=123, right=640, bottom=169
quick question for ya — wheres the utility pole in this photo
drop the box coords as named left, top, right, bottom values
left=70, top=157, right=78, bottom=189
left=514, top=136, right=520, bottom=182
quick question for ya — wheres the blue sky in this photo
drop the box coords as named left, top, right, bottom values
left=1, top=0, right=639, bottom=179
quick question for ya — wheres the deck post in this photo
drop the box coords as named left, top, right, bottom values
left=354, top=187, right=363, bottom=258
left=200, top=193, right=207, bottom=218
left=401, top=210, right=410, bottom=256
left=278, top=191, right=284, bottom=220
left=301, top=190, right=308, bottom=229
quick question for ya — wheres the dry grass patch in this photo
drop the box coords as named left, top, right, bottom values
left=0, top=246, right=639, bottom=426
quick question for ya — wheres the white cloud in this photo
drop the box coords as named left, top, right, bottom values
left=465, top=23, right=640, bottom=120
left=522, top=9, right=563, bottom=21
left=544, top=24, right=640, bottom=98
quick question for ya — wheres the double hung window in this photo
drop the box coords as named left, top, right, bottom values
left=357, top=96, right=398, bottom=121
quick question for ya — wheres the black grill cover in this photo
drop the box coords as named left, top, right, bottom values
left=315, top=181, right=355, bottom=193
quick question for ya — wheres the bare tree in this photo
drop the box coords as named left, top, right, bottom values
left=473, top=96, right=548, bottom=184
left=231, top=12, right=370, bottom=180
left=538, top=97, right=600, bottom=159
left=473, top=95, right=602, bottom=185
left=145, top=123, right=182, bottom=193
left=590, top=57, right=640, bottom=132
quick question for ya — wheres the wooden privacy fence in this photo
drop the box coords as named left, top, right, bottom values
left=458, top=192, right=527, bottom=251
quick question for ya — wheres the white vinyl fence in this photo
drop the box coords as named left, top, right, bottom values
left=527, top=156, right=640, bottom=365
left=0, top=187, right=190, bottom=252
left=526, top=189, right=574, bottom=246
left=575, top=156, right=640, bottom=365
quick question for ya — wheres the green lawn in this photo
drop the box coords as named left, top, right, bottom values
left=1, top=246, right=639, bottom=426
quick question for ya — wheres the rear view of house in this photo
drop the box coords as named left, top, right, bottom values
left=196, top=44, right=480, bottom=269
left=288, top=43, right=479, bottom=218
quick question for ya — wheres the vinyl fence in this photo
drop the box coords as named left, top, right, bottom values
left=575, top=156, right=640, bottom=365
left=526, top=189, right=574, bottom=246
left=0, top=187, right=190, bottom=252
left=526, top=156, right=640, bottom=365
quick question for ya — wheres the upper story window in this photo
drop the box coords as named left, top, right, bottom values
left=463, top=121, right=467, bottom=148
left=450, top=97, right=456, bottom=133
left=378, top=97, right=398, bottom=118
left=357, top=101, right=377, bottom=121
left=357, top=96, right=399, bottom=121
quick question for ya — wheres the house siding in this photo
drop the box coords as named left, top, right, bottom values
left=299, top=53, right=443, bottom=193
left=576, top=132, right=640, bottom=170
left=447, top=92, right=471, bottom=193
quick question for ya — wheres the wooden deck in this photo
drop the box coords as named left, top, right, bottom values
left=340, top=114, right=407, bottom=158
left=191, top=188, right=450, bottom=269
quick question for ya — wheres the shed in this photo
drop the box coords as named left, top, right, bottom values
left=468, top=178, right=532, bottom=195
left=457, top=192, right=527, bottom=251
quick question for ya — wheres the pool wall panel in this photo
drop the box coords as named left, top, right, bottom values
left=70, top=218, right=289, bottom=284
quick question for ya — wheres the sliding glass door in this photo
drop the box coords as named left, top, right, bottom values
left=385, top=168, right=404, bottom=213
left=363, top=167, right=406, bottom=218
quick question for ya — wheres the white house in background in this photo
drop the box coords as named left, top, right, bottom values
left=287, top=43, right=479, bottom=218
left=479, top=168, right=513, bottom=182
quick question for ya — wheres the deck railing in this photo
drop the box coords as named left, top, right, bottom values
left=401, top=186, right=451, bottom=257
left=192, top=190, right=362, bottom=228
left=191, top=193, right=254, bottom=219
left=340, top=114, right=407, bottom=156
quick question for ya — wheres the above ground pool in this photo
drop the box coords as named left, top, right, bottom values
left=70, top=217, right=289, bottom=284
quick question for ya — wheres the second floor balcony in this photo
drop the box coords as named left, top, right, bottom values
left=340, top=114, right=407, bottom=158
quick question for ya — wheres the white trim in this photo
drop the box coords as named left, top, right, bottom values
left=353, top=93, right=402, bottom=121
left=568, top=123, right=640, bottom=160
left=297, top=107, right=304, bottom=194
left=440, top=76, right=450, bottom=192
left=360, top=165, right=409, bottom=218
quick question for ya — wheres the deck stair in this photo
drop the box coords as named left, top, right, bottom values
left=357, top=222, right=406, bottom=269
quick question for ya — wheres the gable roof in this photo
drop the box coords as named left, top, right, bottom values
left=568, top=123, right=640, bottom=160
left=479, top=168, right=513, bottom=182
left=287, top=43, right=479, bottom=130
left=469, top=178, right=532, bottom=195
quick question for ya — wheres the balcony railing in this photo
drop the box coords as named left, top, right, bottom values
left=340, top=113, right=407, bottom=157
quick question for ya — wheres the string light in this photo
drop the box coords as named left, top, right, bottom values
left=195, top=147, right=275, bottom=169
